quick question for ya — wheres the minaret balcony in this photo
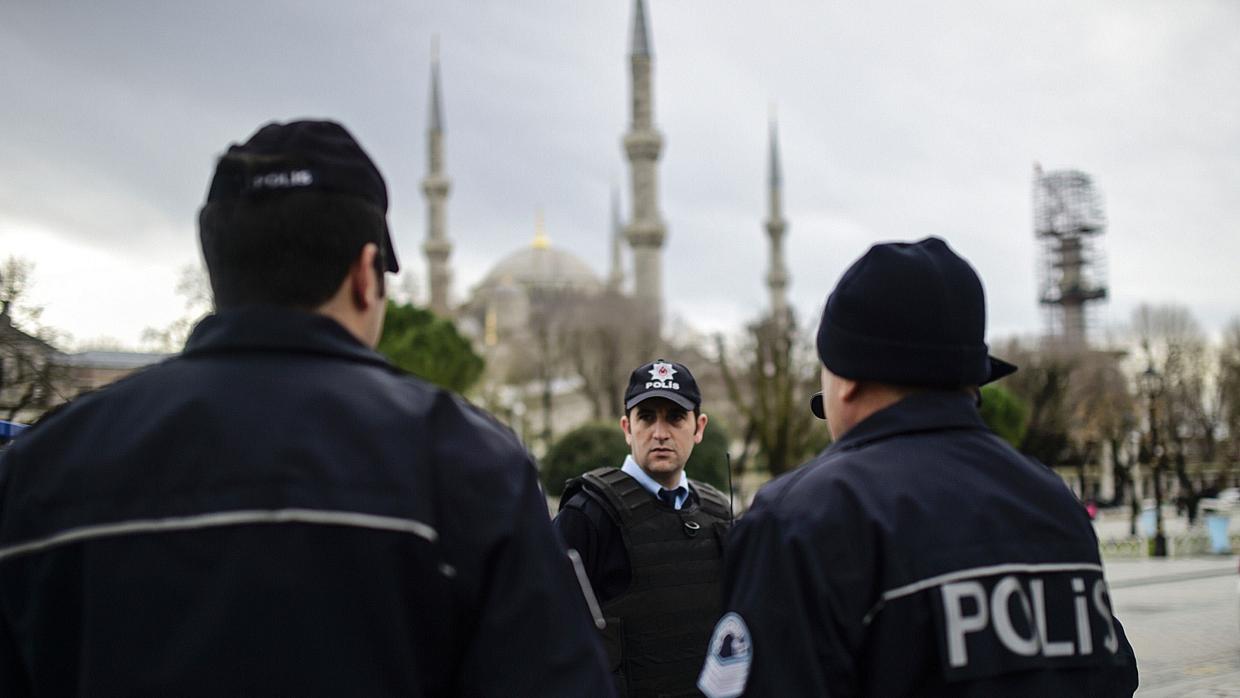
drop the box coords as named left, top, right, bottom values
left=623, top=130, right=663, bottom=159
left=423, top=239, right=453, bottom=257
left=421, top=176, right=451, bottom=197
left=625, top=220, right=666, bottom=247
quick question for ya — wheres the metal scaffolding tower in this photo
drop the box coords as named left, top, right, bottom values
left=1033, top=164, right=1109, bottom=348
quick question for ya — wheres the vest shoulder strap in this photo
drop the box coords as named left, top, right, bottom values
left=557, top=475, right=589, bottom=512
left=569, top=467, right=653, bottom=528
left=690, top=478, right=732, bottom=522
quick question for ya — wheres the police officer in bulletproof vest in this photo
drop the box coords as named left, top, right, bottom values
left=698, top=237, right=1138, bottom=697
left=0, top=120, right=613, bottom=696
left=555, top=359, right=732, bottom=697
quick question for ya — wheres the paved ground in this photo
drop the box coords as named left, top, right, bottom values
left=1106, top=556, right=1240, bottom=696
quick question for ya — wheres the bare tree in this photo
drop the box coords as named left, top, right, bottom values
left=0, top=257, right=68, bottom=422
left=1065, top=350, right=1138, bottom=529
left=1218, top=318, right=1240, bottom=470
left=142, top=264, right=212, bottom=351
left=717, top=314, right=824, bottom=479
left=998, top=341, right=1082, bottom=468
left=1074, top=351, right=1135, bottom=484
left=498, top=289, right=604, bottom=450
left=998, top=339, right=1141, bottom=528
left=558, top=290, right=658, bottom=420
left=509, top=296, right=567, bottom=450
left=1132, top=303, right=1214, bottom=523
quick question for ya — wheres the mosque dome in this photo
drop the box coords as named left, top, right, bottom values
left=480, top=246, right=602, bottom=294
left=476, top=217, right=603, bottom=295
left=460, top=212, right=606, bottom=359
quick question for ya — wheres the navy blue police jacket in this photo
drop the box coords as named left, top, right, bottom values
left=0, top=307, right=614, bottom=697
left=706, top=391, right=1138, bottom=697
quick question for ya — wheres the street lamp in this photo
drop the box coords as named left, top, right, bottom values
left=1140, top=364, right=1168, bottom=557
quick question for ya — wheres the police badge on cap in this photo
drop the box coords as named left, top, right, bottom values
left=623, top=359, right=702, bottom=412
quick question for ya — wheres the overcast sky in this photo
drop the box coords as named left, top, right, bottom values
left=3, top=0, right=1238, bottom=350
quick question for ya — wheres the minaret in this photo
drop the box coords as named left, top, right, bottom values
left=623, top=0, right=667, bottom=330
left=607, top=185, right=624, bottom=292
left=765, top=113, right=790, bottom=327
left=422, top=37, right=453, bottom=317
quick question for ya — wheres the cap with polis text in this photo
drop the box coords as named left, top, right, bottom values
left=624, top=359, right=702, bottom=412
left=205, top=119, right=399, bottom=273
left=810, top=237, right=1016, bottom=419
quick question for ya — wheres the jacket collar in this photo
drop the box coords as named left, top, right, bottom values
left=182, top=306, right=393, bottom=369
left=826, top=390, right=986, bottom=453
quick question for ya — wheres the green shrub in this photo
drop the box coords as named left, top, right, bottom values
left=684, top=421, right=731, bottom=493
left=377, top=302, right=484, bottom=393
left=541, top=421, right=630, bottom=498
left=979, top=384, right=1030, bottom=448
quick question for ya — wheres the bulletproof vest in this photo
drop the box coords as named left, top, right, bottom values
left=566, top=467, right=731, bottom=698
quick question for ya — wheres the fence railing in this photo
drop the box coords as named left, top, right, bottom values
left=1099, top=531, right=1239, bottom=559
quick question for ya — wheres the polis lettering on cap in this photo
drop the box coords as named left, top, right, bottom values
left=624, top=359, right=702, bottom=412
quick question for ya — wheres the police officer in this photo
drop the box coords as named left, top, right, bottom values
left=0, top=120, right=613, bottom=696
left=698, top=238, right=1138, bottom=697
left=555, top=359, right=732, bottom=697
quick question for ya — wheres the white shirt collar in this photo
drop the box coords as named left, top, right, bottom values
left=621, top=455, right=690, bottom=510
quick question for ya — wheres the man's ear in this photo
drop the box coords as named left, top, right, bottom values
left=837, top=376, right=862, bottom=403
left=620, top=414, right=634, bottom=447
left=693, top=412, right=708, bottom=444
left=349, top=243, right=381, bottom=310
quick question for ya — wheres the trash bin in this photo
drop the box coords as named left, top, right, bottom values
left=1139, top=506, right=1157, bottom=538
left=0, top=420, right=26, bottom=441
left=0, top=420, right=27, bottom=450
left=1204, top=512, right=1232, bottom=554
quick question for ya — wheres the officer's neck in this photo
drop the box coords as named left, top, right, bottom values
left=831, top=380, right=919, bottom=440
left=629, top=457, right=685, bottom=491
left=647, top=469, right=684, bottom=491
left=315, top=253, right=386, bottom=348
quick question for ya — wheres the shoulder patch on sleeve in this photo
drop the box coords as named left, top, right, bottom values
left=697, top=612, right=752, bottom=698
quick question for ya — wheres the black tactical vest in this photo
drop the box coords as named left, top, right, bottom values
left=563, top=467, right=732, bottom=698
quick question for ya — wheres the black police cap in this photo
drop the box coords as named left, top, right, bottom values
left=206, top=119, right=400, bottom=273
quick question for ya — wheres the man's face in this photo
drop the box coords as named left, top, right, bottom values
left=620, top=397, right=707, bottom=486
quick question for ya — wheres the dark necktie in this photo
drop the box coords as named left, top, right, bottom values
left=658, top=488, right=680, bottom=509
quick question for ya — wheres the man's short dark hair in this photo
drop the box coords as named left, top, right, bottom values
left=199, top=191, right=387, bottom=310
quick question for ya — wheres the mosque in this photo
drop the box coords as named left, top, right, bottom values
left=418, top=0, right=790, bottom=450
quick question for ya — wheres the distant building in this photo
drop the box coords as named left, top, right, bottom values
left=458, top=215, right=604, bottom=371
left=0, top=313, right=169, bottom=425
left=59, top=350, right=171, bottom=397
